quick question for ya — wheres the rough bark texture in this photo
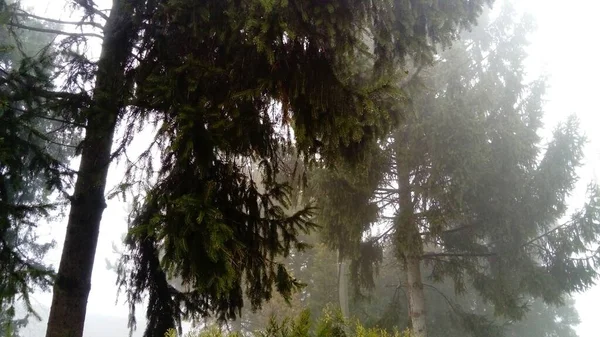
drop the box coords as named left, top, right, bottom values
left=396, top=130, right=427, bottom=337
left=45, top=1, right=136, bottom=336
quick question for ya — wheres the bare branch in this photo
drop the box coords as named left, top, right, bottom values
left=15, top=11, right=104, bottom=29
left=375, top=187, right=399, bottom=194
left=422, top=252, right=495, bottom=258
left=439, top=224, right=474, bottom=235
left=72, top=0, right=109, bottom=21
left=368, top=225, right=395, bottom=243
left=520, top=220, right=575, bottom=248
left=398, top=65, right=424, bottom=89
left=9, top=106, right=87, bottom=128
left=34, top=114, right=86, bottom=128
left=8, top=22, right=104, bottom=40
left=422, top=283, right=461, bottom=314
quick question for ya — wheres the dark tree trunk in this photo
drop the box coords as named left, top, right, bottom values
left=45, top=1, right=137, bottom=336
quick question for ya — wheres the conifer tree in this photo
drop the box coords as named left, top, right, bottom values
left=353, top=244, right=582, bottom=337
left=218, top=238, right=582, bottom=337
left=0, top=1, right=80, bottom=334
left=4, top=1, right=492, bottom=337
left=315, top=5, right=600, bottom=337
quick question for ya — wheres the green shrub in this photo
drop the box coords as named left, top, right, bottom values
left=171, top=308, right=413, bottom=337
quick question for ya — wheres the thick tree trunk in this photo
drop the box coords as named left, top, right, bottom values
left=45, top=1, right=136, bottom=337
left=396, top=130, right=427, bottom=337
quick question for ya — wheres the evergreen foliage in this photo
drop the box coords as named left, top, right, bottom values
left=180, top=308, right=414, bottom=337
left=5, top=0, right=491, bottom=336
left=221, top=237, right=338, bottom=335
left=313, top=3, right=600, bottom=334
left=353, top=244, right=581, bottom=337
left=110, top=0, right=491, bottom=336
left=0, top=1, right=78, bottom=334
left=224, top=238, right=581, bottom=337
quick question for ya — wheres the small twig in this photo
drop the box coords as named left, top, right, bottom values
left=398, top=65, right=424, bottom=89
left=30, top=113, right=87, bottom=128
left=422, top=252, right=495, bottom=258
left=72, top=0, right=109, bottom=21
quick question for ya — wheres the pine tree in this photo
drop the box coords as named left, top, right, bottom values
left=315, top=4, right=600, bottom=337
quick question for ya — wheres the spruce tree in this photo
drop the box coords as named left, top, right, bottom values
left=353, top=244, right=581, bottom=337
left=0, top=1, right=80, bottom=334
left=315, top=4, right=600, bottom=337
left=4, top=1, right=492, bottom=337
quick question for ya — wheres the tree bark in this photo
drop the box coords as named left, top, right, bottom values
left=45, top=1, right=137, bottom=336
left=396, top=129, right=427, bottom=337
left=337, top=252, right=350, bottom=320
left=405, top=256, right=426, bottom=337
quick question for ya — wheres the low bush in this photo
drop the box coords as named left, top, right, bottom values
left=164, top=308, right=413, bottom=337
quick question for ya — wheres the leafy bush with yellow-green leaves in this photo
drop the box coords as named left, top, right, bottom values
left=163, top=308, right=413, bottom=337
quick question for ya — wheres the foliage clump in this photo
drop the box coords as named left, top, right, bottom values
left=0, top=1, right=79, bottom=334
left=164, top=308, right=414, bottom=337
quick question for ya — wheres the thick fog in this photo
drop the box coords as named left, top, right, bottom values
left=12, top=0, right=600, bottom=336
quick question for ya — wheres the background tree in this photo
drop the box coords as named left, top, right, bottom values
left=217, top=237, right=581, bottom=337
left=315, top=4, right=600, bottom=337
left=353, top=243, right=582, bottom=337
left=0, top=1, right=80, bottom=335
left=221, top=239, right=338, bottom=336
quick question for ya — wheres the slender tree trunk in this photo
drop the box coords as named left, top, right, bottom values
left=337, top=251, right=350, bottom=319
left=45, top=1, right=137, bottom=337
left=404, top=256, right=426, bottom=337
left=396, top=130, right=427, bottom=337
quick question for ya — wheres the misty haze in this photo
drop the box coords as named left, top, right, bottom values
left=1, top=0, right=599, bottom=337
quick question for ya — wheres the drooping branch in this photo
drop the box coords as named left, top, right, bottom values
left=422, top=283, right=461, bottom=315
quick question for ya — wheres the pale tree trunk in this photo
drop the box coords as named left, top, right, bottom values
left=396, top=130, right=427, bottom=337
left=230, top=318, right=243, bottom=334
left=338, top=255, right=350, bottom=319
left=45, top=1, right=138, bottom=336
left=405, top=256, right=426, bottom=337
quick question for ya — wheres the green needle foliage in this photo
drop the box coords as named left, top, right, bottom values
left=180, top=308, right=414, bottom=337
left=314, top=2, right=600, bottom=334
left=353, top=244, right=582, bottom=337
left=112, top=0, right=491, bottom=336
left=220, top=237, right=582, bottom=337
left=0, top=1, right=80, bottom=335
left=4, top=0, right=492, bottom=336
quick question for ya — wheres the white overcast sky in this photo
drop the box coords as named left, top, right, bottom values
left=20, top=0, right=600, bottom=336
